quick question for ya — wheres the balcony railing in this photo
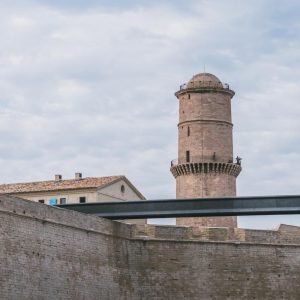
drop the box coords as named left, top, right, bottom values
left=171, top=155, right=242, bottom=167
left=179, top=81, right=230, bottom=91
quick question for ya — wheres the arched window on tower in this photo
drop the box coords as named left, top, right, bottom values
left=188, top=94, right=190, bottom=99
left=187, top=126, right=190, bottom=136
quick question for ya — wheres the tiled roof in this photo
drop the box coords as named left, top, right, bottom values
left=0, top=176, right=123, bottom=194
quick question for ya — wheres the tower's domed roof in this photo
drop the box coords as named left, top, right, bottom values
left=186, top=73, right=223, bottom=89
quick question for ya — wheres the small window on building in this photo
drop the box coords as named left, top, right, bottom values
left=60, top=198, right=66, bottom=205
left=49, top=198, right=57, bottom=205
left=38, top=199, right=44, bottom=204
left=79, top=197, right=86, bottom=203
left=186, top=150, right=190, bottom=163
left=187, top=126, right=190, bottom=136
left=188, top=94, right=190, bottom=99
left=121, top=184, right=125, bottom=193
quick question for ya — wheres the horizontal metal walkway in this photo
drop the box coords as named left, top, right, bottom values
left=56, top=195, right=300, bottom=219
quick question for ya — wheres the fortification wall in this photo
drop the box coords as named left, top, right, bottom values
left=0, top=195, right=300, bottom=300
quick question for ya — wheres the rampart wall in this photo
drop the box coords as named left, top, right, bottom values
left=0, top=195, right=300, bottom=299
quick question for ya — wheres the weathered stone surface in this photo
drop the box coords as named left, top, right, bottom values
left=1, top=195, right=300, bottom=299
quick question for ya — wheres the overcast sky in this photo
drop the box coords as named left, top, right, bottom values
left=0, top=0, right=299, bottom=229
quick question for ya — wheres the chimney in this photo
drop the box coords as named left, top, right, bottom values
left=75, top=172, right=82, bottom=180
left=55, top=174, right=62, bottom=181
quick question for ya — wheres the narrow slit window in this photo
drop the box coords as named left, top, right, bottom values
left=188, top=94, right=190, bottom=99
left=187, top=126, right=190, bottom=136
left=186, top=150, right=190, bottom=163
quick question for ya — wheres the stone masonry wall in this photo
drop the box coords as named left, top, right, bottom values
left=176, top=172, right=237, bottom=227
left=178, top=92, right=233, bottom=161
left=1, top=195, right=300, bottom=300
left=176, top=172, right=236, bottom=198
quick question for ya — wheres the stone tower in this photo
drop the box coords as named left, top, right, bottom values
left=170, top=73, right=241, bottom=227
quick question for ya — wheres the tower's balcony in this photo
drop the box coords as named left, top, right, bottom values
left=175, top=80, right=235, bottom=97
left=170, top=155, right=242, bottom=178
left=171, top=155, right=241, bottom=167
left=179, top=81, right=231, bottom=91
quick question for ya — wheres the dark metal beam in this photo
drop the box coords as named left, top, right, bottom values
left=56, top=195, right=300, bottom=219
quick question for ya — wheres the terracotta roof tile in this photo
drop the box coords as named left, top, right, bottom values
left=0, top=176, right=123, bottom=194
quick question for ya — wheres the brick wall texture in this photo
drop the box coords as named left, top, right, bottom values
left=177, top=92, right=233, bottom=162
left=1, top=195, right=300, bottom=299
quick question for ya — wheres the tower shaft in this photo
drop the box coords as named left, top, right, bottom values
left=171, top=73, right=241, bottom=227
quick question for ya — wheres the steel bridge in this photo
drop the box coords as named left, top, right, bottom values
left=56, top=195, right=300, bottom=219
